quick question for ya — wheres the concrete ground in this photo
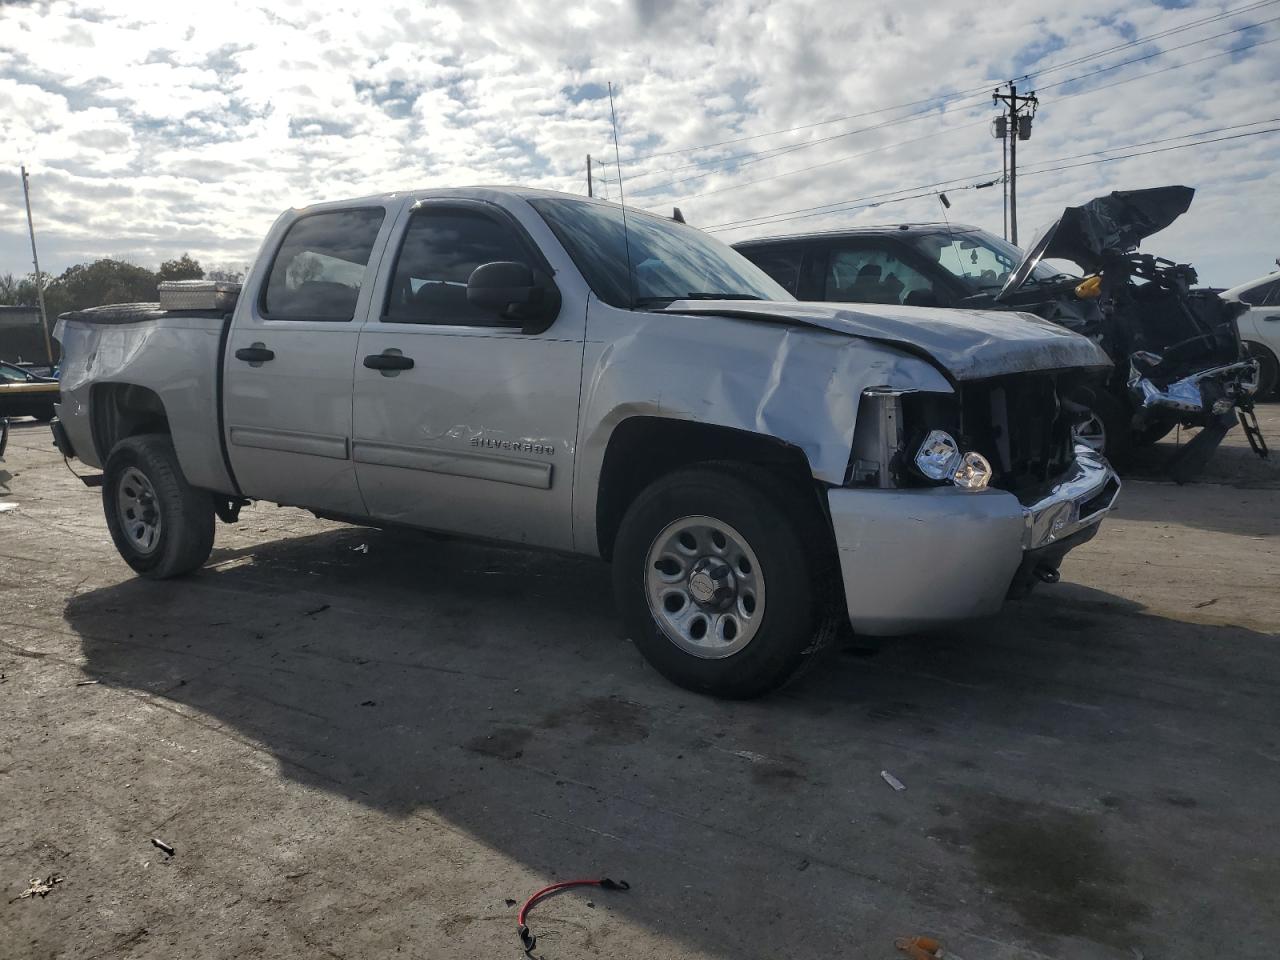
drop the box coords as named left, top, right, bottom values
left=1, top=405, right=1277, bottom=960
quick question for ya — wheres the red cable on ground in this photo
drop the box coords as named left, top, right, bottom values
left=516, top=877, right=629, bottom=954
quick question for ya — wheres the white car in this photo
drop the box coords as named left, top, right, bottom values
left=1223, top=271, right=1280, bottom=398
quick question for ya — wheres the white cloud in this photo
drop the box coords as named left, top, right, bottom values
left=0, top=0, right=1276, bottom=285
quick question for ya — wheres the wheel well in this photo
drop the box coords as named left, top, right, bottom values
left=91, top=383, right=170, bottom=461
left=595, top=417, right=823, bottom=560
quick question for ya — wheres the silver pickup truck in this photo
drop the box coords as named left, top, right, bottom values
left=52, top=187, right=1119, bottom=697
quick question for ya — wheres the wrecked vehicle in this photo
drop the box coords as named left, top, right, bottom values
left=735, top=186, right=1264, bottom=479
left=0, top=359, right=59, bottom=422
left=52, top=187, right=1118, bottom=698
left=1221, top=269, right=1280, bottom=399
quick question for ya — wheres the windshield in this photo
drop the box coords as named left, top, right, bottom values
left=529, top=198, right=791, bottom=308
left=910, top=229, right=1066, bottom=292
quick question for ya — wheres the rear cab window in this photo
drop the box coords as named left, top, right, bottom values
left=262, top=208, right=386, bottom=321
left=823, top=244, right=943, bottom=307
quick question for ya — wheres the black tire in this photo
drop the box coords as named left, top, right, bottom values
left=1132, top=419, right=1177, bottom=448
left=1245, top=341, right=1279, bottom=400
left=103, top=434, right=215, bottom=579
left=612, top=464, right=838, bottom=699
left=1072, top=385, right=1134, bottom=469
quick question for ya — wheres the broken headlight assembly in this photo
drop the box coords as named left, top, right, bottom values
left=913, top=429, right=993, bottom=490
left=848, top=390, right=992, bottom=491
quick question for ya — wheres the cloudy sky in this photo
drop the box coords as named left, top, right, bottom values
left=1, top=0, right=1277, bottom=287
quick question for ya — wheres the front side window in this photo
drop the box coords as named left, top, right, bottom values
left=1239, top=278, right=1280, bottom=306
left=912, top=229, right=1061, bottom=293
left=0, top=362, right=28, bottom=382
left=263, top=208, right=385, bottom=320
left=824, top=245, right=942, bottom=306
left=385, top=209, right=531, bottom=325
left=529, top=198, right=789, bottom=307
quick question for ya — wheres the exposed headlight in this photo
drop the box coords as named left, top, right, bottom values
left=914, top=430, right=961, bottom=480
left=952, top=451, right=993, bottom=490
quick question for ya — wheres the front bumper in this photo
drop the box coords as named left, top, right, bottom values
left=1129, top=357, right=1259, bottom=419
left=826, top=448, right=1120, bottom=635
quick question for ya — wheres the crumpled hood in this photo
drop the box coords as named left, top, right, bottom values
left=662, top=299, right=1112, bottom=381
left=1000, top=185, right=1194, bottom=297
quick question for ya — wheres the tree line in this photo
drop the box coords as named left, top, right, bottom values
left=0, top=255, right=245, bottom=318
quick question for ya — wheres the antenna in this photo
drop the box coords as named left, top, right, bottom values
left=607, top=81, right=636, bottom=309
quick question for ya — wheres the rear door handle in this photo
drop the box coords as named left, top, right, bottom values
left=363, top=352, right=415, bottom=371
left=234, top=345, right=275, bottom=364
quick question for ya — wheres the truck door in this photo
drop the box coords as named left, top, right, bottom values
left=351, top=200, right=586, bottom=550
left=223, top=205, right=392, bottom=515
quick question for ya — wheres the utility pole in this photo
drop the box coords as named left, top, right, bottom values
left=992, top=84, right=1038, bottom=246
left=20, top=165, right=54, bottom=366
left=586, top=154, right=593, bottom=197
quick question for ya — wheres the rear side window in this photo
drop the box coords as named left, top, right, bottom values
left=1239, top=278, right=1280, bottom=306
left=740, top=246, right=802, bottom=297
left=824, top=245, right=942, bottom=307
left=383, top=209, right=531, bottom=325
left=263, top=208, right=385, bottom=320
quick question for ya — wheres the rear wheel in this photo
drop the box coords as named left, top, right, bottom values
left=612, top=465, right=837, bottom=698
left=1245, top=341, right=1279, bottom=399
left=103, top=434, right=215, bottom=579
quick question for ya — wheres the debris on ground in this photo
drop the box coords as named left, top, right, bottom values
left=75, top=680, right=99, bottom=686
left=1194, top=598, right=1219, bottom=608
left=11, top=874, right=63, bottom=902
left=881, top=770, right=907, bottom=792
left=516, top=877, right=630, bottom=954
left=0, top=502, right=17, bottom=513
left=302, top=603, right=330, bottom=617
left=895, top=935, right=943, bottom=960
left=150, top=838, right=175, bottom=857
left=352, top=543, right=369, bottom=554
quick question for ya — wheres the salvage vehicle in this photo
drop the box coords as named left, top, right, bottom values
left=735, top=186, right=1265, bottom=479
left=1221, top=270, right=1280, bottom=398
left=51, top=187, right=1119, bottom=698
left=0, top=359, right=58, bottom=422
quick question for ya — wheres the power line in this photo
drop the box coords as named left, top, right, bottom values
left=643, top=119, right=991, bottom=209
left=642, top=29, right=1279, bottom=207
left=610, top=0, right=1279, bottom=174
left=628, top=15, right=1278, bottom=198
left=1035, top=13, right=1280, bottom=92
left=702, top=124, right=1280, bottom=233
left=1013, top=0, right=1279, bottom=82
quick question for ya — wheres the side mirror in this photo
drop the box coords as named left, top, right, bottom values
left=466, top=261, right=562, bottom=334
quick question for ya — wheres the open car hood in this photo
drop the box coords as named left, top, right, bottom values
left=663, top=299, right=1112, bottom=381
left=999, top=185, right=1195, bottom=298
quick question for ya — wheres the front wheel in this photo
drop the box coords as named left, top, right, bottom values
left=1245, top=341, right=1279, bottom=399
left=612, top=465, right=837, bottom=699
left=103, top=434, right=215, bottom=579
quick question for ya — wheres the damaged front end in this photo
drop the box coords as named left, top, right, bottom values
left=829, top=370, right=1120, bottom=634
left=1001, top=185, right=1266, bottom=479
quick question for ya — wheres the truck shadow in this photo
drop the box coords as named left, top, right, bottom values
left=64, top=525, right=1280, bottom=958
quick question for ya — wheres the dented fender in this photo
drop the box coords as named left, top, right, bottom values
left=571, top=298, right=953, bottom=553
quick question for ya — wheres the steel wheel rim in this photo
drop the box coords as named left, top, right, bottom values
left=1073, top=412, right=1107, bottom=454
left=644, top=515, right=765, bottom=659
left=116, top=466, right=162, bottom=555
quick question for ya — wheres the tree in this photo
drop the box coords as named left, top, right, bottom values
left=158, top=253, right=204, bottom=281
left=43, top=259, right=158, bottom=316
left=0, top=272, right=45, bottom=307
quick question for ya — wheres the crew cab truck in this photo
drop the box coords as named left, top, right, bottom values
left=52, top=187, right=1119, bottom=698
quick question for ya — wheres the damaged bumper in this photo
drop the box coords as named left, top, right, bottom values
left=827, top=448, right=1119, bottom=635
left=1129, top=356, right=1259, bottom=417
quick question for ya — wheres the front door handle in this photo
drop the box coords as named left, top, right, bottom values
left=234, top=344, right=275, bottom=364
left=1263, top=315, right=1279, bottom=322
left=363, top=352, right=415, bottom=371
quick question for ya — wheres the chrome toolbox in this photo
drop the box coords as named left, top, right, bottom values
left=157, top=280, right=242, bottom=312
